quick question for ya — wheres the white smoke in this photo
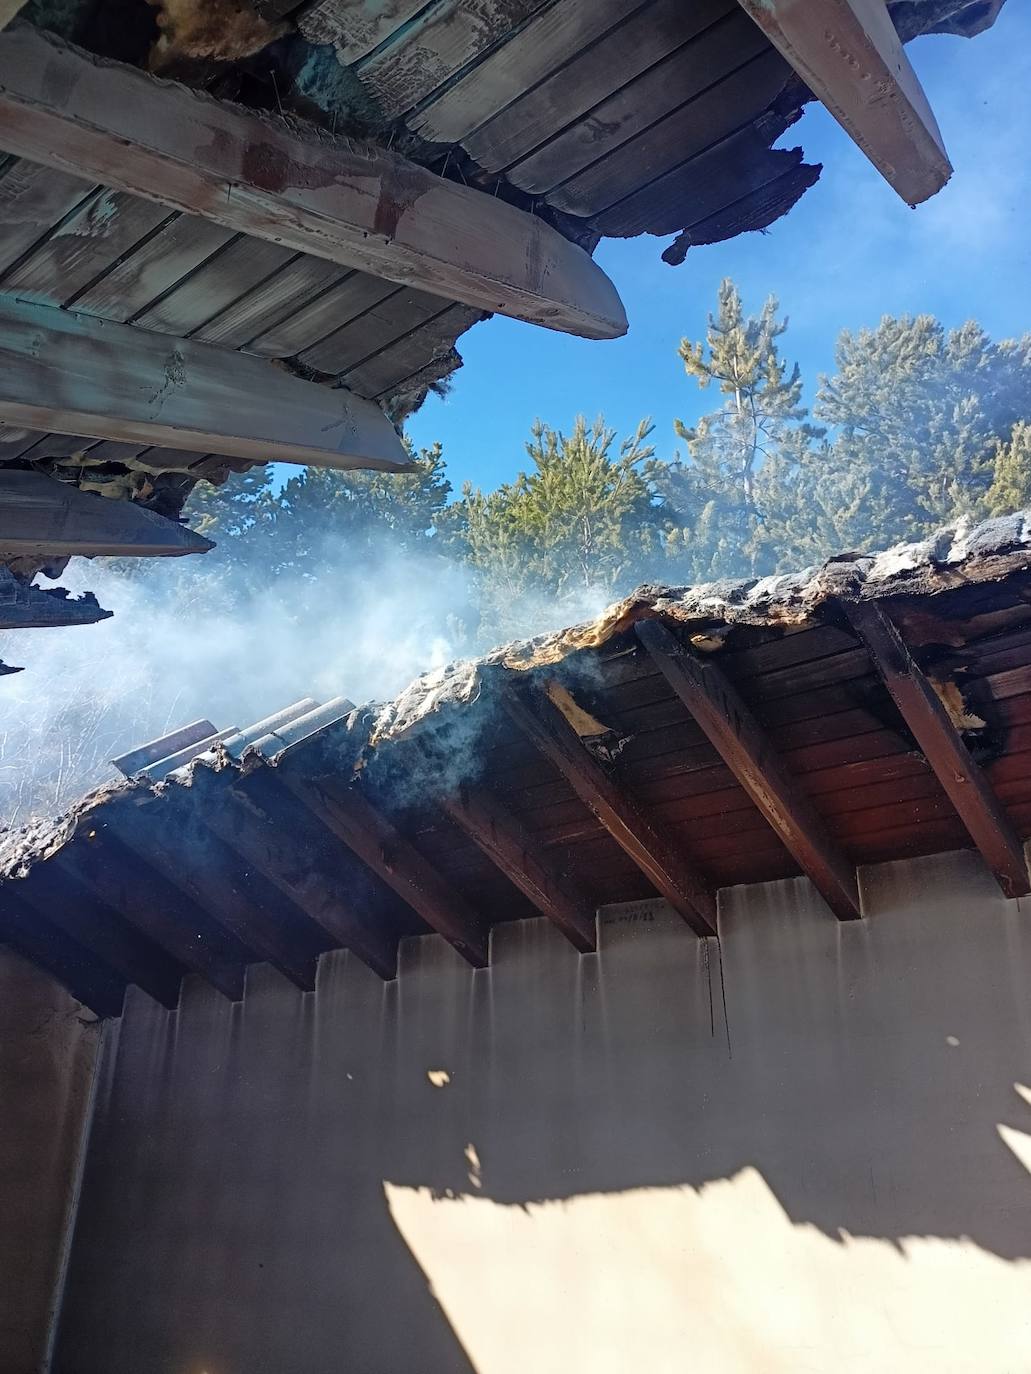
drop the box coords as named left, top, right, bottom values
left=0, top=544, right=618, bottom=828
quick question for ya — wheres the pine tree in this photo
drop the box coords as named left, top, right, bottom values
left=448, top=415, right=665, bottom=637
left=815, top=316, right=1031, bottom=544
left=659, top=279, right=823, bottom=581
left=985, top=420, right=1031, bottom=516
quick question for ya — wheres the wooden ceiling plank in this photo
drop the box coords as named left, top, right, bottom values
left=544, top=47, right=789, bottom=216
left=1, top=188, right=172, bottom=308
left=844, top=599, right=1030, bottom=898
left=0, top=24, right=627, bottom=341
left=349, top=303, right=478, bottom=399
left=298, top=0, right=427, bottom=62
left=132, top=235, right=294, bottom=337
left=195, top=254, right=343, bottom=352
left=244, top=270, right=390, bottom=361
left=276, top=767, right=490, bottom=967
left=0, top=157, right=96, bottom=278
left=638, top=619, right=862, bottom=919
left=441, top=781, right=597, bottom=952
left=410, top=0, right=655, bottom=145
left=464, top=0, right=731, bottom=175
left=510, top=10, right=772, bottom=201
left=734, top=0, right=951, bottom=205
left=503, top=682, right=717, bottom=936
left=0, top=297, right=410, bottom=472
left=83, top=212, right=232, bottom=324
left=350, top=0, right=547, bottom=119
left=299, top=285, right=445, bottom=375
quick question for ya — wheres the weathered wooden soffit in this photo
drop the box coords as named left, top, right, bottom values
left=0, top=0, right=1006, bottom=646
left=0, top=0, right=1008, bottom=487
left=4, top=509, right=1031, bottom=1017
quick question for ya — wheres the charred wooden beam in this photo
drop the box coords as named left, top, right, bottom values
left=0, top=468, right=212, bottom=559
left=0, top=25, right=627, bottom=341
left=0, top=299, right=409, bottom=472
left=276, top=765, right=490, bottom=968
left=62, top=827, right=248, bottom=1001
left=12, top=861, right=184, bottom=1008
left=0, top=886, right=127, bottom=1017
left=636, top=619, right=862, bottom=921
left=0, top=563, right=111, bottom=630
left=735, top=0, right=951, bottom=205
left=844, top=599, right=1031, bottom=898
left=195, top=769, right=400, bottom=981
left=503, top=682, right=717, bottom=937
left=105, top=797, right=322, bottom=993
left=441, top=781, right=597, bottom=953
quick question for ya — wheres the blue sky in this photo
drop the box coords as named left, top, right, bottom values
left=405, top=3, right=1031, bottom=493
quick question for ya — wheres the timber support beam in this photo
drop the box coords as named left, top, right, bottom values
left=844, top=598, right=1031, bottom=898
left=735, top=0, right=951, bottom=206
left=636, top=619, right=862, bottom=921
left=276, top=765, right=490, bottom=968
left=0, top=23, right=627, bottom=341
left=441, top=780, right=597, bottom=953
left=0, top=298, right=410, bottom=471
left=63, top=827, right=248, bottom=1001
left=503, top=682, right=717, bottom=937
left=196, top=773, right=400, bottom=981
left=106, top=796, right=321, bottom=993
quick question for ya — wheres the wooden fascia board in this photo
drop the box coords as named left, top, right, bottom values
left=636, top=619, right=862, bottom=921
left=844, top=599, right=1030, bottom=898
left=0, top=297, right=410, bottom=472
left=735, top=0, right=951, bottom=205
left=0, top=24, right=627, bottom=341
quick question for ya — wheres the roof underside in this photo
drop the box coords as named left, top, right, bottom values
left=0, top=0, right=1006, bottom=503
left=4, top=509, right=1031, bottom=1016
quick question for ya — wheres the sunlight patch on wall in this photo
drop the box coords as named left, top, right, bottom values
left=385, top=1168, right=1031, bottom=1374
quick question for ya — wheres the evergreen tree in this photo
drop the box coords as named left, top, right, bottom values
left=659, top=279, right=823, bottom=580
left=815, top=316, right=1031, bottom=545
left=448, top=415, right=665, bottom=637
left=985, top=420, right=1031, bottom=517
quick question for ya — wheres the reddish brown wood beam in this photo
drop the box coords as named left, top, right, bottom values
left=503, top=682, right=717, bottom=937
left=276, top=765, right=490, bottom=968
left=441, top=781, right=597, bottom=953
left=844, top=599, right=1030, bottom=898
left=636, top=619, right=862, bottom=920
